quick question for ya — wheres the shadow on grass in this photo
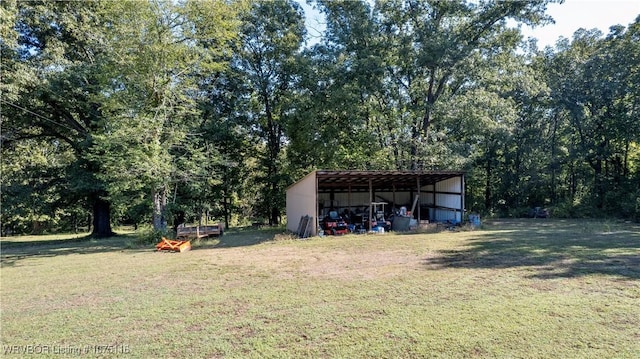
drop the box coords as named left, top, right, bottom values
left=193, top=227, right=288, bottom=249
left=0, top=227, right=289, bottom=266
left=425, top=219, right=640, bottom=280
left=0, top=233, right=146, bottom=267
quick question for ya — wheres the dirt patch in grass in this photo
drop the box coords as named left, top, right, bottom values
left=212, top=245, right=428, bottom=280
left=303, top=249, right=423, bottom=279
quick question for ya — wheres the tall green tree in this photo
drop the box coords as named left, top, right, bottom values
left=1, top=138, right=84, bottom=234
left=197, top=68, right=252, bottom=228
left=235, top=0, right=306, bottom=225
left=308, top=0, right=556, bottom=173
left=375, top=0, right=555, bottom=169
left=296, top=0, right=391, bottom=170
left=2, top=0, right=115, bottom=236
left=545, top=20, right=640, bottom=212
left=445, top=46, right=552, bottom=213
left=91, top=0, right=243, bottom=232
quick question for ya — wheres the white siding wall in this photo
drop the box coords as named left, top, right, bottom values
left=435, top=193, right=461, bottom=209
left=318, top=192, right=371, bottom=216
left=318, top=192, right=371, bottom=209
left=321, top=191, right=420, bottom=211
left=436, top=177, right=462, bottom=192
left=434, top=177, right=463, bottom=222
left=286, top=172, right=318, bottom=235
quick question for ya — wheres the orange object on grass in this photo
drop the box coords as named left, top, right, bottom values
left=156, top=237, right=191, bottom=252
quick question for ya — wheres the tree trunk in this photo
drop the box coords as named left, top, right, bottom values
left=484, top=140, right=495, bottom=211
left=485, top=158, right=492, bottom=211
left=222, top=170, right=230, bottom=229
left=172, top=211, right=185, bottom=233
left=550, top=112, right=559, bottom=204
left=593, top=158, right=604, bottom=209
left=91, top=196, right=114, bottom=238
left=87, top=213, right=93, bottom=233
left=569, top=162, right=577, bottom=201
left=410, top=126, right=420, bottom=170
left=623, top=141, right=630, bottom=178
left=152, top=186, right=167, bottom=232
left=269, top=180, right=280, bottom=226
left=223, top=195, right=230, bottom=230
left=270, top=206, right=280, bottom=226
left=263, top=92, right=282, bottom=226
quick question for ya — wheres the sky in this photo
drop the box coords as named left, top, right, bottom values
left=300, top=0, right=640, bottom=49
left=522, top=0, right=640, bottom=48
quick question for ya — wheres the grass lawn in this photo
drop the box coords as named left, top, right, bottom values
left=1, top=219, right=639, bottom=358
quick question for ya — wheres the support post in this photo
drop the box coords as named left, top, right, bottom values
left=417, top=176, right=421, bottom=222
left=392, top=184, right=396, bottom=213
left=461, top=175, right=465, bottom=223
left=369, top=178, right=373, bottom=230
left=429, top=182, right=438, bottom=221
left=316, top=175, right=320, bottom=234
left=433, top=182, right=437, bottom=222
left=348, top=183, right=352, bottom=221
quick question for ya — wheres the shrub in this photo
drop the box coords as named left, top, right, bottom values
left=129, top=227, right=167, bottom=247
left=603, top=189, right=640, bottom=220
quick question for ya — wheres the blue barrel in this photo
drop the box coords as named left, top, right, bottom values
left=469, top=214, right=481, bottom=227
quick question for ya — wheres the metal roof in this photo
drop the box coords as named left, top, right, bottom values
left=315, top=170, right=464, bottom=192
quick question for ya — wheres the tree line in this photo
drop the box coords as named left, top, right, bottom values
left=2, top=0, right=639, bottom=237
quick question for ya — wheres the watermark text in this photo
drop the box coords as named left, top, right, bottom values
left=3, top=344, right=130, bottom=356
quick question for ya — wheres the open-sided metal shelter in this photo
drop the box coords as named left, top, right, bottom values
left=286, top=170, right=465, bottom=236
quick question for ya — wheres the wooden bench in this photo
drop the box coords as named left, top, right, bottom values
left=176, top=223, right=224, bottom=239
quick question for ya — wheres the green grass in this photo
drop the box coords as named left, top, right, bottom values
left=1, top=219, right=639, bottom=358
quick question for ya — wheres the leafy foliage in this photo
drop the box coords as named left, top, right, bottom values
left=2, top=1, right=639, bottom=236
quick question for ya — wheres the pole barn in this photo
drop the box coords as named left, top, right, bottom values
left=286, top=170, right=465, bottom=236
